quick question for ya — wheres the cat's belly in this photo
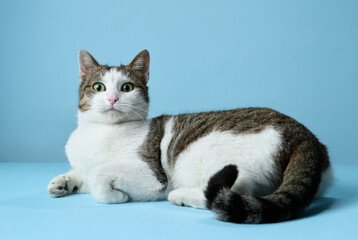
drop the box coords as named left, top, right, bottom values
left=168, top=127, right=282, bottom=197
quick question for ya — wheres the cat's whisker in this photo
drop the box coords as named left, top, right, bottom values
left=120, top=101, right=148, bottom=111
left=120, top=103, right=146, bottom=111
left=125, top=108, right=147, bottom=123
left=121, top=104, right=158, bottom=124
left=120, top=104, right=149, bottom=115
left=120, top=102, right=158, bottom=121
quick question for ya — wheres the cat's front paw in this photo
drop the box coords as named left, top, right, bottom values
left=48, top=174, right=72, bottom=197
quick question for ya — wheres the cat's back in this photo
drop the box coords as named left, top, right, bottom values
left=165, top=107, right=316, bottom=156
left=171, top=107, right=300, bottom=133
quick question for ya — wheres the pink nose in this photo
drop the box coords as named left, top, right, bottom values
left=108, top=97, right=118, bottom=105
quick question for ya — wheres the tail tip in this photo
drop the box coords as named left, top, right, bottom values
left=205, top=164, right=239, bottom=209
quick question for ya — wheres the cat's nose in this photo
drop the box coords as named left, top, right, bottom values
left=108, top=97, right=118, bottom=105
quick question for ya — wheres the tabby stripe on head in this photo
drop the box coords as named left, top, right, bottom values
left=139, top=116, right=170, bottom=191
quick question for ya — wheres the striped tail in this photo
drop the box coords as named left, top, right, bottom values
left=205, top=142, right=328, bottom=223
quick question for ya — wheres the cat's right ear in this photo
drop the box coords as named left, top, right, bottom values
left=78, top=50, right=100, bottom=81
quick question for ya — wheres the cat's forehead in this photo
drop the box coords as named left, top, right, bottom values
left=83, top=65, right=147, bottom=90
left=101, top=67, right=129, bottom=84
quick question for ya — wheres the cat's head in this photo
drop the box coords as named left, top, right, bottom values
left=77, top=50, right=150, bottom=124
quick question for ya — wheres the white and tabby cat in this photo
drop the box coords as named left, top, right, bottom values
left=48, top=50, right=333, bottom=223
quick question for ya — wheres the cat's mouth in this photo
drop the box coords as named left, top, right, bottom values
left=105, top=107, right=123, bottom=114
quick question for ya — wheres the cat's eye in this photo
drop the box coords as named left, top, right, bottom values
left=121, top=83, right=134, bottom=92
left=93, top=83, right=106, bottom=92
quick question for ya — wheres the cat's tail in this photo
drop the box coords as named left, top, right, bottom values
left=205, top=142, right=328, bottom=223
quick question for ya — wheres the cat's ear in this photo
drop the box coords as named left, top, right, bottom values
left=78, top=50, right=100, bottom=81
left=128, top=49, right=150, bottom=82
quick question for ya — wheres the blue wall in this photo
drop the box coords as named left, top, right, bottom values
left=0, top=0, right=357, bottom=163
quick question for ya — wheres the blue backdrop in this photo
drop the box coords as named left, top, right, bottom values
left=0, top=0, right=357, bottom=163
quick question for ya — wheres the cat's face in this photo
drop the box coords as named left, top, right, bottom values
left=77, top=50, right=150, bottom=124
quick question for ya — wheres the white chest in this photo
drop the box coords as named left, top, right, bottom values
left=65, top=121, right=150, bottom=179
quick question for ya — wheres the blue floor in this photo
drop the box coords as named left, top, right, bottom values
left=1, top=163, right=357, bottom=240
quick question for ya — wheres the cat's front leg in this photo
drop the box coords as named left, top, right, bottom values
left=88, top=172, right=130, bottom=204
left=47, top=169, right=86, bottom=197
left=87, top=161, right=167, bottom=204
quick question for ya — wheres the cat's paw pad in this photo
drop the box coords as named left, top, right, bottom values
left=48, top=175, right=71, bottom=197
left=168, top=188, right=206, bottom=209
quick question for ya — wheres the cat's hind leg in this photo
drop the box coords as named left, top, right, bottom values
left=48, top=170, right=86, bottom=197
left=168, top=188, right=206, bottom=209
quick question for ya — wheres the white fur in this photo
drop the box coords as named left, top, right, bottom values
left=168, top=188, right=206, bottom=209
left=167, top=127, right=282, bottom=207
left=172, top=127, right=281, bottom=194
left=66, top=120, right=148, bottom=180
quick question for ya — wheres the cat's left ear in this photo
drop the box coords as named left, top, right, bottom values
left=128, top=49, right=150, bottom=82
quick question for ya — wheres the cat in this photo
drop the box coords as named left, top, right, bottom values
left=48, top=49, right=333, bottom=223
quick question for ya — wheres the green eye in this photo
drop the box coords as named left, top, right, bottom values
left=121, top=83, right=134, bottom=92
left=93, top=83, right=106, bottom=92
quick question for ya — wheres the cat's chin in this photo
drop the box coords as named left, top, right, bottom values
left=78, top=109, right=128, bottom=125
left=100, top=110, right=129, bottom=124
left=104, top=109, right=126, bottom=120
